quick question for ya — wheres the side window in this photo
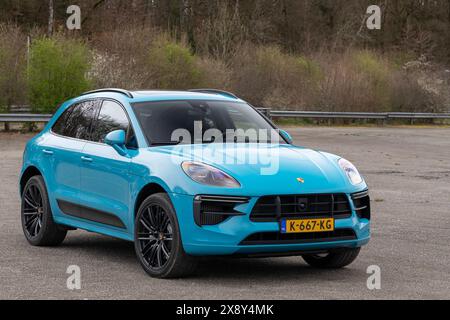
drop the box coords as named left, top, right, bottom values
left=91, top=100, right=130, bottom=143
left=52, top=106, right=74, bottom=136
left=52, top=100, right=98, bottom=140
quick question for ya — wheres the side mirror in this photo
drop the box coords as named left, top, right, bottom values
left=105, top=130, right=129, bottom=157
left=279, top=129, right=293, bottom=144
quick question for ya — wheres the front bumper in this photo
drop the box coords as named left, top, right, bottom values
left=170, top=193, right=371, bottom=256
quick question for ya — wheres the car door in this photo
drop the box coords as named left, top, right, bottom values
left=44, top=100, right=98, bottom=217
left=79, top=99, right=135, bottom=231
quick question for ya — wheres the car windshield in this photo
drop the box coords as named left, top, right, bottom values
left=131, top=100, right=285, bottom=146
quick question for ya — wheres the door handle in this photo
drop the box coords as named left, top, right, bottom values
left=81, top=156, right=93, bottom=163
left=42, top=149, right=54, bottom=155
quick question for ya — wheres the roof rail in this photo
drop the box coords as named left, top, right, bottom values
left=81, top=88, right=134, bottom=98
left=189, top=89, right=239, bottom=99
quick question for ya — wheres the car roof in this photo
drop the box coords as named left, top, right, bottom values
left=78, top=89, right=244, bottom=104
left=131, top=91, right=242, bottom=103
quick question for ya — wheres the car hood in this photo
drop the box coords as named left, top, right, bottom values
left=143, top=143, right=366, bottom=196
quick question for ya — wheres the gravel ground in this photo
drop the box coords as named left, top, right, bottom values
left=0, top=127, right=449, bottom=300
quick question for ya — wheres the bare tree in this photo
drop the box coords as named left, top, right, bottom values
left=196, top=1, right=247, bottom=61
left=47, top=0, right=54, bottom=36
left=0, top=24, right=26, bottom=131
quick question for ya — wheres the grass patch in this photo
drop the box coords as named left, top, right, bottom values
left=274, top=118, right=314, bottom=126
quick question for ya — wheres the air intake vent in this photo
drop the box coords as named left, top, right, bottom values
left=240, top=229, right=356, bottom=245
left=351, top=190, right=371, bottom=220
left=194, top=196, right=249, bottom=226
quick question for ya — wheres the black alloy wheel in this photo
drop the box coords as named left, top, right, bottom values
left=137, top=203, right=173, bottom=270
left=134, top=193, right=197, bottom=278
left=22, top=183, right=44, bottom=238
left=21, top=175, right=67, bottom=246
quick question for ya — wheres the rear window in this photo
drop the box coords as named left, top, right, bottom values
left=52, top=100, right=99, bottom=140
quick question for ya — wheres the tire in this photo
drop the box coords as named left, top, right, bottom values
left=302, top=248, right=361, bottom=269
left=134, top=193, right=197, bottom=278
left=21, top=175, right=67, bottom=246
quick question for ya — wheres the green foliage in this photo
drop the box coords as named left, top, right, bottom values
left=296, top=56, right=323, bottom=82
left=352, top=51, right=391, bottom=111
left=252, top=47, right=321, bottom=83
left=274, top=118, right=313, bottom=126
left=28, top=37, right=92, bottom=113
left=232, top=45, right=322, bottom=108
left=389, top=52, right=417, bottom=70
left=147, top=37, right=202, bottom=89
left=353, top=51, right=389, bottom=82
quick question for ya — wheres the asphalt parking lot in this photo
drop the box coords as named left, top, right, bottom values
left=0, top=127, right=449, bottom=300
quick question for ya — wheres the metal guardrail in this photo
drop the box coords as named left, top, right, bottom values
left=268, top=110, right=450, bottom=120
left=270, top=111, right=387, bottom=119
left=0, top=114, right=52, bottom=122
left=386, top=112, right=450, bottom=119
left=1, top=111, right=450, bottom=124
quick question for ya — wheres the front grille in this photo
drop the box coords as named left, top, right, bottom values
left=351, top=190, right=371, bottom=220
left=240, top=229, right=356, bottom=245
left=194, top=196, right=249, bottom=226
left=250, top=194, right=352, bottom=222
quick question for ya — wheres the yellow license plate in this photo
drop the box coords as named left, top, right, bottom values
left=281, top=218, right=334, bottom=234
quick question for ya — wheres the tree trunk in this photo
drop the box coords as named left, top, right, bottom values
left=281, top=0, right=290, bottom=49
left=4, top=103, right=11, bottom=132
left=48, top=0, right=54, bottom=36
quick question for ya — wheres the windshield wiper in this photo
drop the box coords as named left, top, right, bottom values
left=150, top=141, right=182, bottom=146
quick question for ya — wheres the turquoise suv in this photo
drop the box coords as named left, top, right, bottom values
left=20, top=89, right=371, bottom=278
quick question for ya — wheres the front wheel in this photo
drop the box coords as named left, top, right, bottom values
left=134, top=193, right=197, bottom=278
left=302, top=248, right=361, bottom=269
left=21, top=175, right=67, bottom=246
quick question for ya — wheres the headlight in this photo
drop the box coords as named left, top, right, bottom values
left=181, top=161, right=241, bottom=188
left=338, top=158, right=363, bottom=185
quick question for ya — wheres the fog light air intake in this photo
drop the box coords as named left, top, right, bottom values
left=193, top=195, right=249, bottom=226
left=351, top=190, right=371, bottom=220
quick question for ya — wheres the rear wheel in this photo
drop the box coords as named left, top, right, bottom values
left=134, top=193, right=197, bottom=278
left=21, top=175, right=67, bottom=246
left=302, top=248, right=361, bottom=269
